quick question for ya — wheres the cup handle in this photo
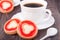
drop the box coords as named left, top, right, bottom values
left=43, top=9, right=52, bottom=21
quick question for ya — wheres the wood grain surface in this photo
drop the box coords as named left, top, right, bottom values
left=0, top=0, right=60, bottom=40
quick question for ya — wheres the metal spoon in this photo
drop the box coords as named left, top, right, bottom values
left=40, top=27, right=58, bottom=40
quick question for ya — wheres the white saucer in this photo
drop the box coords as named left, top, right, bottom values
left=11, top=12, right=55, bottom=30
left=37, top=16, right=55, bottom=30
left=13, top=0, right=20, bottom=7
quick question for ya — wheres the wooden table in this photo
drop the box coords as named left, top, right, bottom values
left=0, top=0, right=60, bottom=40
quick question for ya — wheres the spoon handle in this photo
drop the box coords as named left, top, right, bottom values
left=40, top=35, right=48, bottom=40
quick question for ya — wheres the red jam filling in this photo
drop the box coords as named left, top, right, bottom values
left=19, top=20, right=37, bottom=37
left=0, top=1, right=13, bottom=11
left=5, top=19, right=20, bottom=31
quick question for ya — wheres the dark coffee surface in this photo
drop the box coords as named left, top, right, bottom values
left=24, top=3, right=43, bottom=8
left=0, top=0, right=60, bottom=40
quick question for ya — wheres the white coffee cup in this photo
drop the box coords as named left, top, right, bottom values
left=12, top=0, right=52, bottom=25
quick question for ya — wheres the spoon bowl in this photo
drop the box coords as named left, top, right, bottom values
left=40, top=27, right=58, bottom=40
left=47, top=27, right=58, bottom=36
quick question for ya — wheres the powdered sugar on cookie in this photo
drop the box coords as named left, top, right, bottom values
left=22, top=24, right=34, bottom=34
left=7, top=20, right=17, bottom=29
left=2, top=2, right=10, bottom=9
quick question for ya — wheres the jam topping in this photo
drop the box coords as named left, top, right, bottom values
left=1, top=1, right=13, bottom=11
left=5, top=19, right=20, bottom=31
left=19, top=20, right=37, bottom=37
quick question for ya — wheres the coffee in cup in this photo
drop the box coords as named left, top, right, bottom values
left=24, top=3, right=43, bottom=8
